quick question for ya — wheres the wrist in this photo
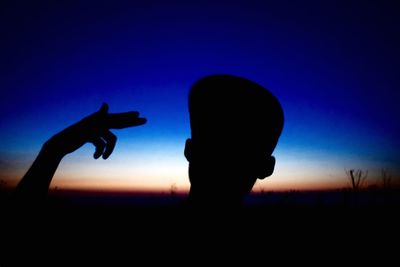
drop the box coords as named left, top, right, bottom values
left=42, top=138, right=67, bottom=161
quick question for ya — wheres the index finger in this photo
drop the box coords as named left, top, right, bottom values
left=106, top=112, right=147, bottom=129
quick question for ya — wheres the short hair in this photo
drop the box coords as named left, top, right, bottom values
left=189, top=74, right=284, bottom=155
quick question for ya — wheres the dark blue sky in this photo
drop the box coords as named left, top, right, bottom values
left=1, top=0, right=399, bottom=191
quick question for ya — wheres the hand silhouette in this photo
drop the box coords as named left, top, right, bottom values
left=14, top=103, right=146, bottom=200
left=45, top=103, right=147, bottom=159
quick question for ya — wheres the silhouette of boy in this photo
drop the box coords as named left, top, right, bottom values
left=185, top=75, right=284, bottom=207
left=14, top=74, right=284, bottom=208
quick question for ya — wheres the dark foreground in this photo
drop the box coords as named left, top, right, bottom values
left=1, top=190, right=399, bottom=266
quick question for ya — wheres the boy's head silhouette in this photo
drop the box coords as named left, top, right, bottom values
left=184, top=74, right=284, bottom=207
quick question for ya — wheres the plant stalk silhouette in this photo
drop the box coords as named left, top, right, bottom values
left=345, top=169, right=368, bottom=192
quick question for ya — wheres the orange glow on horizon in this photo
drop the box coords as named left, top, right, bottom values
left=47, top=173, right=349, bottom=193
left=2, top=150, right=398, bottom=194
left=49, top=176, right=190, bottom=193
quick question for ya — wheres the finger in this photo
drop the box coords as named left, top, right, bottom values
left=101, top=130, right=117, bottom=159
left=91, top=137, right=106, bottom=159
left=107, top=112, right=147, bottom=129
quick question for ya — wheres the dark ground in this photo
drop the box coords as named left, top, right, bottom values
left=1, top=189, right=399, bottom=266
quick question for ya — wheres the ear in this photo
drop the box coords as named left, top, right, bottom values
left=257, top=156, right=275, bottom=180
left=184, top=138, right=192, bottom=162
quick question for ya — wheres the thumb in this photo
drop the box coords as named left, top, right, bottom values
left=98, top=102, right=109, bottom=114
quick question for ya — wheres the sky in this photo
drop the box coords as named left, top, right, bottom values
left=1, top=0, right=399, bottom=193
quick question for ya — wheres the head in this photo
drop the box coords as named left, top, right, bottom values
left=184, top=74, right=284, bottom=207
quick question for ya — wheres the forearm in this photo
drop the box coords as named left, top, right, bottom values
left=14, top=141, right=65, bottom=200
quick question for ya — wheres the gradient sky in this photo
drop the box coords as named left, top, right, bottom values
left=1, top=0, right=399, bottom=193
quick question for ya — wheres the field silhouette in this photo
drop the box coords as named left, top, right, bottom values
left=1, top=183, right=399, bottom=266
